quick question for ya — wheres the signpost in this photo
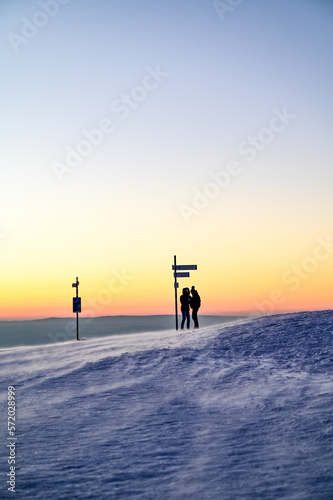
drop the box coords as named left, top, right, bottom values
left=172, top=256, right=197, bottom=330
left=173, top=272, right=190, bottom=278
left=72, top=277, right=81, bottom=341
left=173, top=265, right=197, bottom=271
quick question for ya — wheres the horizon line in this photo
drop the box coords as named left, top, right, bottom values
left=1, top=308, right=331, bottom=322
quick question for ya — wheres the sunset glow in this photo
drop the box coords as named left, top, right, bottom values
left=1, top=0, right=332, bottom=319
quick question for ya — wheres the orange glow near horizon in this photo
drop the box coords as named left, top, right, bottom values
left=1, top=231, right=332, bottom=320
left=1, top=277, right=332, bottom=321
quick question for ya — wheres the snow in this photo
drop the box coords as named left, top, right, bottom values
left=1, top=310, right=333, bottom=499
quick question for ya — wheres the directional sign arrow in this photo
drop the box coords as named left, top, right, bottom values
left=174, top=272, right=190, bottom=278
left=172, top=265, right=197, bottom=271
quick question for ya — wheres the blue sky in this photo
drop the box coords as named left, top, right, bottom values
left=1, top=0, right=333, bottom=317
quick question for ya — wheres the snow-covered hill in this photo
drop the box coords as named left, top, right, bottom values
left=1, top=310, right=333, bottom=499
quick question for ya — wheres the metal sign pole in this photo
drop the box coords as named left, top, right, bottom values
left=174, top=255, right=178, bottom=331
left=76, top=277, right=79, bottom=341
left=72, top=277, right=80, bottom=341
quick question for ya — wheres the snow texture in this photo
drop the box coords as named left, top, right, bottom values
left=1, top=310, right=333, bottom=499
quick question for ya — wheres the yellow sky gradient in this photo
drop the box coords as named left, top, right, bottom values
left=1, top=2, right=332, bottom=320
left=1, top=232, right=332, bottom=319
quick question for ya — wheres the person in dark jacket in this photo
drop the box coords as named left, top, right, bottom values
left=190, top=286, right=201, bottom=328
left=180, top=287, right=191, bottom=329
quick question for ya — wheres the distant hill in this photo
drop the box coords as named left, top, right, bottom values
left=0, top=315, right=247, bottom=348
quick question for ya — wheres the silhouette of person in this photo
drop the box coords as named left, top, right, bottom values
left=180, top=287, right=191, bottom=329
left=190, top=286, right=201, bottom=329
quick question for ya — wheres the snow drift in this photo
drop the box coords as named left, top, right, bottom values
left=0, top=310, right=332, bottom=499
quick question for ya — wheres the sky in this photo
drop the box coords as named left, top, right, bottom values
left=1, top=0, right=333, bottom=319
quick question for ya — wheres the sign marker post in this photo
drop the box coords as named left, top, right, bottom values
left=173, top=256, right=179, bottom=331
left=72, top=277, right=81, bottom=341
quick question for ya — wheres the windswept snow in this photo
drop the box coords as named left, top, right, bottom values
left=0, top=311, right=332, bottom=499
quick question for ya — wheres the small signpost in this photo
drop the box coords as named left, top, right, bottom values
left=72, top=277, right=81, bottom=341
left=172, top=256, right=197, bottom=330
left=174, top=272, right=190, bottom=278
